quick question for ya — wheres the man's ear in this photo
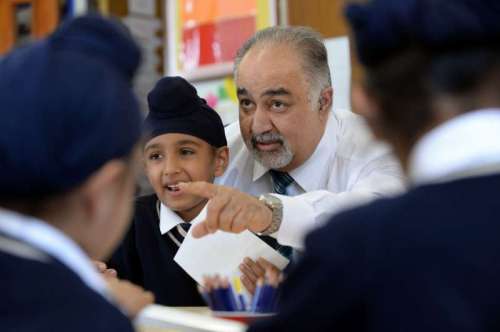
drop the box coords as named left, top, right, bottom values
left=213, top=146, right=229, bottom=177
left=318, top=86, right=333, bottom=123
left=79, top=160, right=128, bottom=222
left=319, top=87, right=333, bottom=111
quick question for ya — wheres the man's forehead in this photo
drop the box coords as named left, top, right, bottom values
left=239, top=45, right=301, bottom=71
left=235, top=44, right=311, bottom=97
left=236, top=70, right=307, bottom=99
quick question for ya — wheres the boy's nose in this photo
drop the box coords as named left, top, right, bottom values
left=163, top=158, right=181, bottom=175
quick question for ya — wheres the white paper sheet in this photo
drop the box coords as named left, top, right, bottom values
left=174, top=209, right=290, bottom=285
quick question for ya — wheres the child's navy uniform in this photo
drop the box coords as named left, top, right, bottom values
left=108, top=194, right=205, bottom=306
left=0, top=233, right=133, bottom=332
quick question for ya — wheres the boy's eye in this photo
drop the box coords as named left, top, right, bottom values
left=180, top=148, right=195, bottom=156
left=148, top=153, right=162, bottom=161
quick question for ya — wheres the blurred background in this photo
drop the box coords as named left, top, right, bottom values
left=0, top=0, right=363, bottom=119
left=0, top=0, right=362, bottom=194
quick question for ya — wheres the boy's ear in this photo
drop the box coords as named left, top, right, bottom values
left=79, top=160, right=128, bottom=222
left=213, top=146, right=229, bottom=177
left=351, top=83, right=384, bottom=139
left=352, top=83, right=374, bottom=118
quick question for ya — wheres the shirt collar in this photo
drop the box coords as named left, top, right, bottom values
left=159, top=201, right=207, bottom=234
left=252, top=159, right=269, bottom=183
left=409, top=109, right=500, bottom=186
left=0, top=208, right=109, bottom=299
left=251, top=113, right=336, bottom=192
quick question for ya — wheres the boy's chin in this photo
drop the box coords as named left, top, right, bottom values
left=164, top=198, right=206, bottom=213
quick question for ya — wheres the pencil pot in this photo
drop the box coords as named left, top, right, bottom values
left=212, top=311, right=275, bottom=324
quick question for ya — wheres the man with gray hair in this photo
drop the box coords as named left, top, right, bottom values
left=178, top=25, right=403, bottom=276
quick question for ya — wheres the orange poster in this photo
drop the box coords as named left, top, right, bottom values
left=168, top=0, right=275, bottom=80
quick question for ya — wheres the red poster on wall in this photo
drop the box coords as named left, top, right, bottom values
left=167, top=0, right=276, bottom=80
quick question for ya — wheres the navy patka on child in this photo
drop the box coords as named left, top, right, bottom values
left=108, top=194, right=204, bottom=306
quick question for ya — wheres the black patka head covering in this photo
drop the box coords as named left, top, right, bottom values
left=0, top=15, right=142, bottom=199
left=144, top=76, right=227, bottom=148
left=345, top=0, right=500, bottom=66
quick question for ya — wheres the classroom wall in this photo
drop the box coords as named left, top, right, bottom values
left=286, top=0, right=363, bottom=83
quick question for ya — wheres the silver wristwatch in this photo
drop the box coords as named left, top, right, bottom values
left=257, top=194, right=283, bottom=235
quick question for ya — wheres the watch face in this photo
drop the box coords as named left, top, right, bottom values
left=258, top=194, right=283, bottom=236
left=263, top=194, right=282, bottom=207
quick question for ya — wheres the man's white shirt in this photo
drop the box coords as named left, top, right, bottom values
left=217, top=109, right=405, bottom=249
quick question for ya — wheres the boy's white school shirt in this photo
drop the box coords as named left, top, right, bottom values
left=159, top=202, right=206, bottom=234
left=409, top=108, right=500, bottom=185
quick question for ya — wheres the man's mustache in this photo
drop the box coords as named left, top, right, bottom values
left=251, top=132, right=284, bottom=146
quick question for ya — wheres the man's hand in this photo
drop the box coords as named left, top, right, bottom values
left=107, top=278, right=154, bottom=318
left=178, top=181, right=273, bottom=238
left=239, top=257, right=281, bottom=294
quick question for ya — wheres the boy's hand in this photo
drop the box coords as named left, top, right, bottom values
left=107, top=278, right=154, bottom=318
left=239, top=257, right=281, bottom=294
left=93, top=260, right=118, bottom=279
left=177, top=181, right=273, bottom=238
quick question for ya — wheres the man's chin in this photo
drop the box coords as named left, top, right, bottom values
left=255, top=152, right=293, bottom=169
left=254, top=149, right=279, bottom=160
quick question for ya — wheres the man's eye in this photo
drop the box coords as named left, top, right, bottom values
left=271, top=100, right=287, bottom=111
left=239, top=99, right=254, bottom=110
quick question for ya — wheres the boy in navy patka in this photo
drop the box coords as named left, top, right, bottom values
left=108, top=77, right=230, bottom=306
left=108, top=76, right=284, bottom=305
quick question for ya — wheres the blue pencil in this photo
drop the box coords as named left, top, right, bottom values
left=218, top=285, right=237, bottom=311
left=222, top=278, right=239, bottom=311
left=255, top=284, right=276, bottom=312
left=251, top=279, right=264, bottom=312
left=211, top=278, right=226, bottom=311
left=197, top=285, right=213, bottom=308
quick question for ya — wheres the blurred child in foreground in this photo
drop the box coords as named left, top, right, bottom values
left=0, top=15, right=153, bottom=332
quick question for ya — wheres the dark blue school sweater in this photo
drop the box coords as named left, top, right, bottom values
left=250, top=173, right=500, bottom=332
left=109, top=194, right=288, bottom=306
left=108, top=194, right=205, bottom=306
left=0, top=235, right=133, bottom=332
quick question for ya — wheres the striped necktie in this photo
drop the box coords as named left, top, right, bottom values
left=269, top=170, right=294, bottom=195
left=156, top=200, right=191, bottom=248
left=261, top=170, right=295, bottom=260
left=166, top=223, right=191, bottom=248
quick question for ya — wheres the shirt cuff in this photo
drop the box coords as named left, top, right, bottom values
left=271, top=194, right=316, bottom=249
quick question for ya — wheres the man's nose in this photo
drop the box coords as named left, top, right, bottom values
left=251, top=106, right=273, bottom=134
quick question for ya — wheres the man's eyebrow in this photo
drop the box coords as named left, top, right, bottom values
left=260, top=87, right=291, bottom=98
left=237, top=87, right=248, bottom=96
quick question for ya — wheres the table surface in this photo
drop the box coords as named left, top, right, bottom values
left=135, top=305, right=245, bottom=332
